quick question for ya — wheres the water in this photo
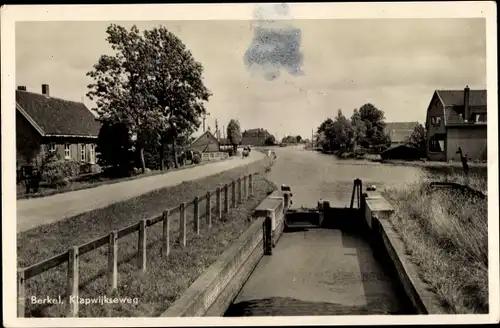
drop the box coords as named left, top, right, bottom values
left=267, top=146, right=426, bottom=207
left=224, top=146, right=423, bottom=316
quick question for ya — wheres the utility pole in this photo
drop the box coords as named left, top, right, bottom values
left=312, top=128, right=314, bottom=148
left=202, top=113, right=211, bottom=133
left=215, top=119, right=219, bottom=141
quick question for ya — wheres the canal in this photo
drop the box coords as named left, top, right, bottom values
left=225, top=146, right=427, bottom=316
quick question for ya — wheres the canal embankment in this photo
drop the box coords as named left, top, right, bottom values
left=382, top=174, right=488, bottom=314
left=162, top=184, right=449, bottom=316
left=160, top=146, right=485, bottom=316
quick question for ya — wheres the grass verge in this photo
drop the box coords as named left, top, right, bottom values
left=16, top=158, right=231, bottom=200
left=382, top=173, right=488, bottom=314
left=18, top=157, right=275, bottom=317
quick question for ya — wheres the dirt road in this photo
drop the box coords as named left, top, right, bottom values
left=16, top=152, right=264, bottom=233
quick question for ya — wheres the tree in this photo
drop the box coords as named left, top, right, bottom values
left=96, top=120, right=135, bottom=176
left=330, top=109, right=355, bottom=153
left=87, top=24, right=211, bottom=172
left=317, top=118, right=334, bottom=135
left=357, top=103, right=391, bottom=151
left=405, top=123, right=427, bottom=151
left=264, top=135, right=276, bottom=146
left=227, top=119, right=242, bottom=152
left=350, top=109, right=367, bottom=151
left=317, top=118, right=335, bottom=150
left=296, top=135, right=302, bottom=143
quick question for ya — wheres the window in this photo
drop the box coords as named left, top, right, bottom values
left=80, top=144, right=86, bottom=162
left=48, top=143, right=56, bottom=152
left=430, top=116, right=442, bottom=126
left=89, top=144, right=96, bottom=164
left=429, top=134, right=445, bottom=152
left=64, top=144, right=71, bottom=159
left=474, top=113, right=487, bottom=123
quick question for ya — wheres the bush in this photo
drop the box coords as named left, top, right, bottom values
left=192, top=151, right=202, bottom=164
left=41, top=160, right=80, bottom=186
left=80, top=163, right=102, bottom=175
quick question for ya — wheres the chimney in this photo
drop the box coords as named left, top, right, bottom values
left=464, top=85, right=470, bottom=123
left=17, top=86, right=26, bottom=91
left=42, top=84, right=50, bottom=97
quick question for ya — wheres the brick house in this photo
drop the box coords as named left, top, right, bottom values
left=241, top=128, right=272, bottom=146
left=384, top=122, right=420, bottom=146
left=16, top=84, right=102, bottom=169
left=425, top=86, right=487, bottom=162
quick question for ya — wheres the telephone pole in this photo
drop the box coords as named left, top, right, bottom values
left=312, top=128, right=314, bottom=148
left=202, top=113, right=211, bottom=132
left=215, top=119, right=219, bottom=141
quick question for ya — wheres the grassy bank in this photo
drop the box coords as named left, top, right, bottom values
left=382, top=173, right=488, bottom=314
left=16, top=158, right=229, bottom=200
left=18, top=157, right=275, bottom=317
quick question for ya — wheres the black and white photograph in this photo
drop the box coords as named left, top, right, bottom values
left=1, top=2, right=498, bottom=326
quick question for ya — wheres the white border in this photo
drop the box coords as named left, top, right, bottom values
left=1, top=2, right=498, bottom=327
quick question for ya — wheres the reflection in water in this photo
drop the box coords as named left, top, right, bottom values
left=225, top=296, right=405, bottom=316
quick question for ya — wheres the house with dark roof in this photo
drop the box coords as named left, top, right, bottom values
left=384, top=122, right=420, bottom=146
left=16, top=84, right=102, bottom=168
left=425, top=86, right=487, bottom=161
left=188, top=130, right=220, bottom=153
left=241, top=128, right=272, bottom=146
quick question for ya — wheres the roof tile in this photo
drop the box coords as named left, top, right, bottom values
left=16, top=90, right=101, bottom=137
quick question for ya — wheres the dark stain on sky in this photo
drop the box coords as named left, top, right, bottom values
left=244, top=3, right=305, bottom=81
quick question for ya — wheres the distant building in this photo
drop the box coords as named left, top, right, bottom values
left=385, top=122, right=420, bottom=146
left=188, top=130, right=220, bottom=153
left=16, top=84, right=102, bottom=169
left=218, top=138, right=233, bottom=151
left=425, top=86, right=487, bottom=161
left=241, top=128, right=272, bottom=146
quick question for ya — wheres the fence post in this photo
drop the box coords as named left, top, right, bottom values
left=138, top=219, right=147, bottom=272
left=243, top=175, right=248, bottom=201
left=179, top=202, right=186, bottom=247
left=216, top=187, right=222, bottom=220
left=162, top=210, right=170, bottom=256
left=249, top=173, right=254, bottom=196
left=206, top=191, right=212, bottom=228
left=263, top=217, right=273, bottom=256
left=237, top=178, right=242, bottom=204
left=17, top=269, right=25, bottom=318
left=224, top=184, right=229, bottom=213
left=284, top=193, right=290, bottom=210
left=193, top=196, right=200, bottom=235
left=67, top=246, right=79, bottom=317
left=231, top=180, right=236, bottom=208
left=108, top=231, right=118, bottom=291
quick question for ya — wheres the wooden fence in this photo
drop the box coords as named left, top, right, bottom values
left=17, top=173, right=256, bottom=318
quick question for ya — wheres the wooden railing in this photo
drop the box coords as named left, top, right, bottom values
left=17, top=173, right=256, bottom=318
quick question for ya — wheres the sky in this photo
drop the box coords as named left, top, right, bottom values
left=15, top=16, right=486, bottom=140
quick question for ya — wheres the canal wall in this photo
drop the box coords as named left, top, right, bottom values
left=161, top=189, right=288, bottom=317
left=364, top=190, right=447, bottom=314
left=161, top=183, right=447, bottom=316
